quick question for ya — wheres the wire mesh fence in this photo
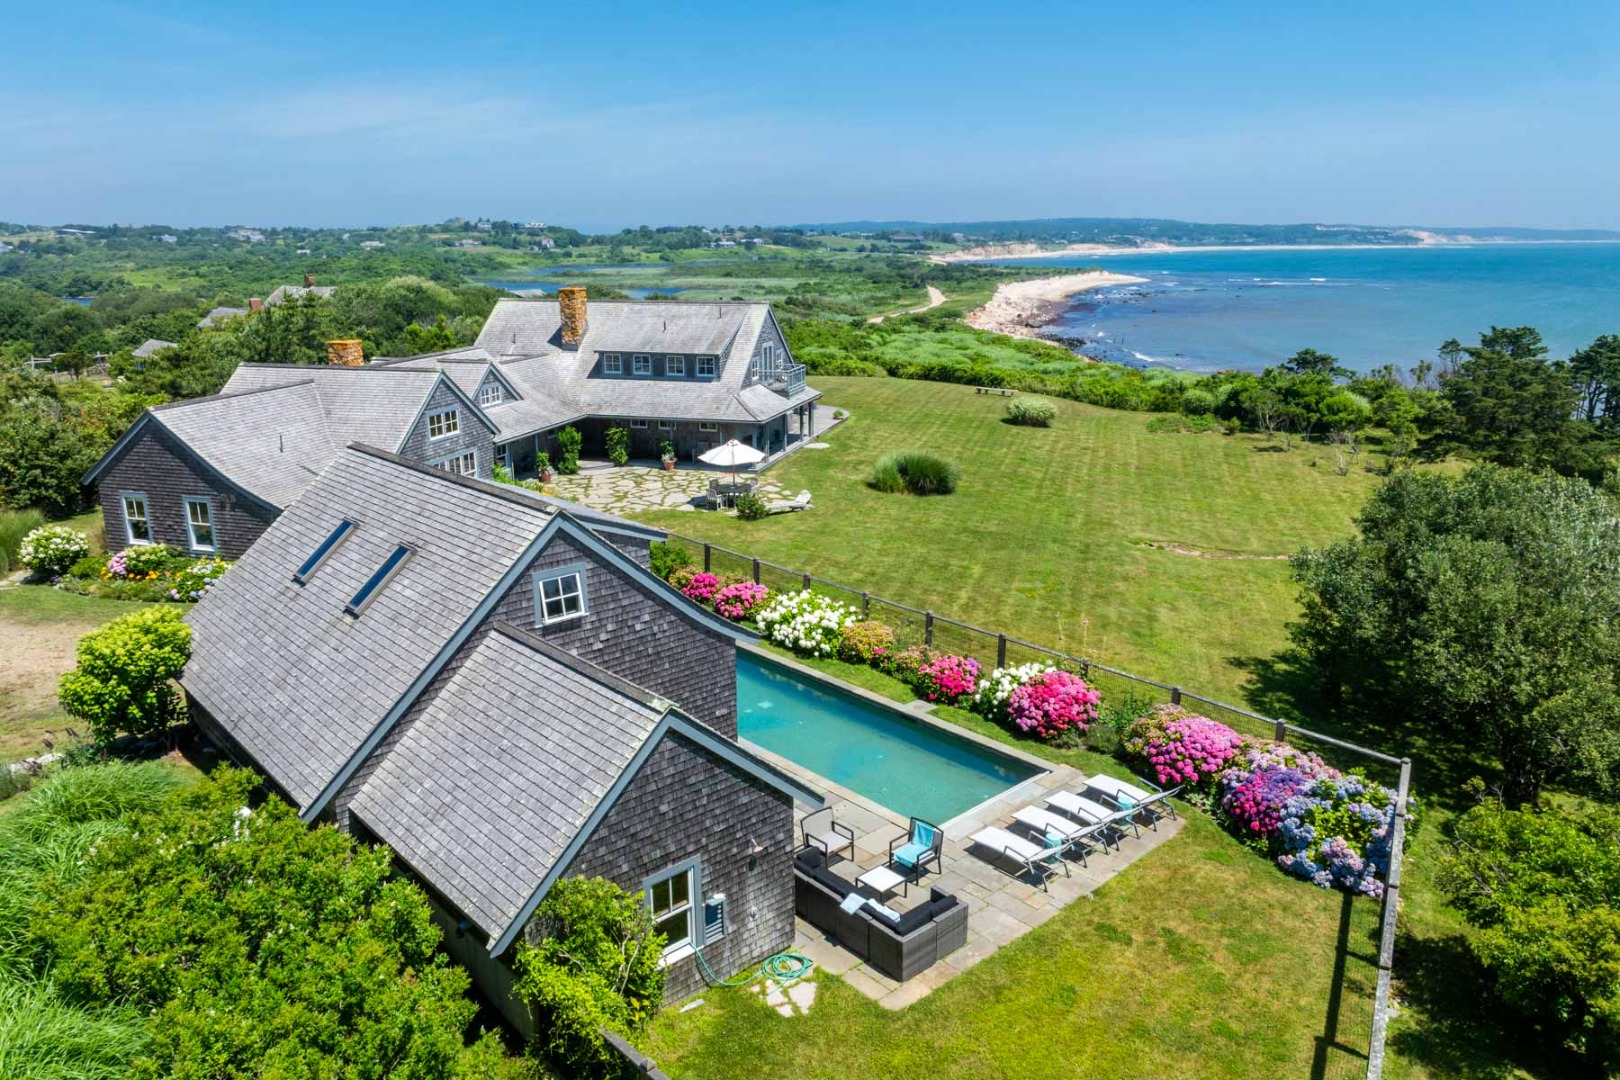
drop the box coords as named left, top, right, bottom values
left=661, top=529, right=1410, bottom=1076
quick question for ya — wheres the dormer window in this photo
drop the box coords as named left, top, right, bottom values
left=666, top=355, right=686, bottom=377
left=534, top=566, right=587, bottom=625
left=427, top=408, right=459, bottom=439
left=603, top=353, right=622, bottom=374
left=696, top=356, right=717, bottom=378
left=477, top=382, right=503, bottom=406
left=632, top=354, right=652, bottom=375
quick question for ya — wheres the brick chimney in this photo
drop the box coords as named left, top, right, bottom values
left=558, top=286, right=587, bottom=348
left=304, top=273, right=316, bottom=287
left=326, top=339, right=364, bottom=366
left=249, top=298, right=264, bottom=312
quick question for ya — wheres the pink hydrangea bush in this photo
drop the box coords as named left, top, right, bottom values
left=910, top=654, right=980, bottom=705
left=1006, top=670, right=1100, bottom=742
left=680, top=572, right=724, bottom=604
left=1122, top=705, right=1247, bottom=789
left=713, top=581, right=769, bottom=620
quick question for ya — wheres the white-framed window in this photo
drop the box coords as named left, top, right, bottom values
left=603, top=353, right=622, bottom=374
left=494, top=444, right=510, bottom=470
left=632, top=354, right=652, bottom=375
left=645, top=859, right=699, bottom=959
left=534, top=566, right=586, bottom=624
left=477, top=381, right=503, bottom=407
left=427, top=408, right=459, bottom=439
left=630, top=419, right=649, bottom=429
left=699, top=422, right=719, bottom=433
left=696, top=356, right=717, bottom=377
left=747, top=356, right=759, bottom=379
left=432, top=450, right=477, bottom=476
left=762, top=342, right=777, bottom=369
left=184, top=497, right=215, bottom=552
left=666, top=355, right=686, bottom=377
left=121, top=493, right=152, bottom=544
left=657, top=419, right=675, bottom=431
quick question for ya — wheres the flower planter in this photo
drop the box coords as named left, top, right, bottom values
left=661, top=459, right=676, bottom=472
left=538, top=469, right=555, bottom=483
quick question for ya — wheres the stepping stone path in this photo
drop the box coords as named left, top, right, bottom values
left=751, top=976, right=817, bottom=1017
left=549, top=466, right=788, bottom=516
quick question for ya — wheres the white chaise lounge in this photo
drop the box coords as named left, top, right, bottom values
left=1011, top=806, right=1107, bottom=866
left=969, top=826, right=1070, bottom=890
left=1046, top=790, right=1139, bottom=846
left=1086, top=773, right=1181, bottom=829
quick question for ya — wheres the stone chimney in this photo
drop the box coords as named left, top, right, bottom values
left=558, top=286, right=587, bottom=348
left=326, top=339, right=364, bottom=366
left=249, top=298, right=264, bottom=312
left=304, top=273, right=316, bottom=287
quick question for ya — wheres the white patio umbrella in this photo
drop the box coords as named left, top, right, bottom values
left=698, top=438, right=766, bottom=484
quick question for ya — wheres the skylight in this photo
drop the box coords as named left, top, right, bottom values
left=293, top=519, right=355, bottom=583
left=345, top=545, right=412, bottom=616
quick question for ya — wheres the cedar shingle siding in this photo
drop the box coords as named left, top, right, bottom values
left=398, top=380, right=496, bottom=478
left=97, top=422, right=275, bottom=558
left=555, top=731, right=795, bottom=1000
left=486, top=531, right=738, bottom=737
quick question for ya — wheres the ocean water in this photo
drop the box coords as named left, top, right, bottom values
left=994, top=243, right=1620, bottom=373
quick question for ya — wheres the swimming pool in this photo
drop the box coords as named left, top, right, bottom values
left=737, top=652, right=1044, bottom=823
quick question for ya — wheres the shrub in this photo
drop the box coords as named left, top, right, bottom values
left=714, top=581, right=769, bottom=620
left=969, top=662, right=1054, bottom=724
left=911, top=653, right=981, bottom=704
left=870, top=451, right=960, bottom=495
left=755, top=590, right=858, bottom=657
left=105, top=543, right=178, bottom=579
left=1006, top=397, right=1057, bottom=427
left=733, top=492, right=768, bottom=520
left=555, top=426, right=582, bottom=474
left=667, top=565, right=699, bottom=591
left=0, top=508, right=47, bottom=574
left=877, top=644, right=938, bottom=683
left=1006, top=670, right=1100, bottom=742
left=680, top=572, right=724, bottom=604
left=68, top=553, right=106, bottom=579
left=649, top=540, right=693, bottom=581
left=536, top=449, right=553, bottom=475
left=18, top=524, right=89, bottom=576
left=166, top=558, right=229, bottom=602
left=605, top=425, right=630, bottom=467
left=837, top=620, right=895, bottom=664
left=1122, top=704, right=1247, bottom=789
left=57, top=607, right=191, bottom=742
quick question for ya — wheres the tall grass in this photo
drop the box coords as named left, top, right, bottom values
left=0, top=509, right=46, bottom=576
left=0, top=978, right=149, bottom=1080
left=870, top=451, right=961, bottom=496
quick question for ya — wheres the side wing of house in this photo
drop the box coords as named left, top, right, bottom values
left=398, top=378, right=498, bottom=479
left=90, top=417, right=277, bottom=559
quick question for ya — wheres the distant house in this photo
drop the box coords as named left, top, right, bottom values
left=131, top=338, right=177, bottom=358
left=264, top=283, right=336, bottom=306
left=376, top=290, right=821, bottom=472
left=197, top=306, right=249, bottom=329
left=712, top=239, right=737, bottom=248
left=82, top=364, right=498, bottom=558
left=359, top=240, right=385, bottom=250
left=536, top=235, right=555, bottom=250
left=156, top=234, right=179, bottom=244
left=180, top=446, right=819, bottom=1031
left=454, top=238, right=481, bottom=248
left=0, top=241, right=13, bottom=254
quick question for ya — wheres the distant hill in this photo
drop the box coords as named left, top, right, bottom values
left=796, top=216, right=1620, bottom=248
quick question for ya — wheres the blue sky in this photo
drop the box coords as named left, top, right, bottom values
left=3, top=0, right=1618, bottom=230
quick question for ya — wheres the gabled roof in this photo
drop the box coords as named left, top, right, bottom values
left=131, top=338, right=176, bottom=358
left=198, top=306, right=248, bottom=329
left=266, top=284, right=336, bottom=306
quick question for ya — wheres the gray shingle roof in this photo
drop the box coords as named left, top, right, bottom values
left=265, top=284, right=336, bottom=306
left=349, top=624, right=665, bottom=936
left=182, top=447, right=557, bottom=808
left=198, top=306, right=249, bottom=329
left=132, top=338, right=177, bottom=358
left=221, top=364, right=449, bottom=451
left=152, top=382, right=335, bottom=508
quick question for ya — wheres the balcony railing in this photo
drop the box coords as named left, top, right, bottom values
left=765, top=362, right=807, bottom=393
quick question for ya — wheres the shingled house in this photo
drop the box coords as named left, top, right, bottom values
left=180, top=445, right=820, bottom=1033
left=82, top=364, right=497, bottom=558
left=377, top=288, right=824, bottom=473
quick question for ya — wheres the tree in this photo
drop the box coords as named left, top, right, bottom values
left=0, top=402, right=97, bottom=514
left=58, top=607, right=191, bottom=742
left=1435, top=801, right=1620, bottom=1069
left=1291, top=466, right=1620, bottom=806
left=1282, top=347, right=1346, bottom=378
left=1570, top=334, right=1620, bottom=427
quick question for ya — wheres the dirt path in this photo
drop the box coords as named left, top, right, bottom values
left=0, top=612, right=86, bottom=759
left=867, top=285, right=947, bottom=324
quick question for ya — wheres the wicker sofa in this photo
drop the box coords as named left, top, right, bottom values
left=793, top=848, right=969, bottom=981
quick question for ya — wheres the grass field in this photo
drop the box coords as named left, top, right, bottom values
left=643, top=377, right=1382, bottom=709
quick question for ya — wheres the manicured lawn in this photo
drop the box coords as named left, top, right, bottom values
left=644, top=377, right=1383, bottom=709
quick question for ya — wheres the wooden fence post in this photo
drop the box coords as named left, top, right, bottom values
left=801, top=572, right=811, bottom=590
left=752, top=558, right=760, bottom=585
left=997, top=633, right=1007, bottom=667
left=1274, top=719, right=1289, bottom=743
left=924, top=612, right=934, bottom=646
left=703, top=544, right=711, bottom=573
left=861, top=592, right=870, bottom=618
left=1171, top=686, right=1182, bottom=705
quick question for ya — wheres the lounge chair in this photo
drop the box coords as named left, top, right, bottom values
left=1011, top=806, right=1107, bottom=865
left=800, top=806, right=855, bottom=861
left=1086, top=774, right=1181, bottom=829
left=888, top=817, right=944, bottom=882
left=968, top=826, right=1070, bottom=889
left=766, top=490, right=813, bottom=514
left=1045, top=790, right=1140, bottom=846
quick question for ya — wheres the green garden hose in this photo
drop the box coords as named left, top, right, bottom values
left=693, top=945, right=814, bottom=988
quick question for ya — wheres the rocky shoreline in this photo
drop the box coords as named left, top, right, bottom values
left=963, top=271, right=1148, bottom=339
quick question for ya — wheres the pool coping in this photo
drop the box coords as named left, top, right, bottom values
left=736, top=643, right=1054, bottom=831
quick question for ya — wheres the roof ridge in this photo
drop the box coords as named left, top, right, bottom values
left=148, top=380, right=316, bottom=412
left=343, top=443, right=560, bottom=515
left=235, top=362, right=439, bottom=375
left=489, top=622, right=669, bottom=710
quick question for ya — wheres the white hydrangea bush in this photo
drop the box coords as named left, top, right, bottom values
left=970, top=662, right=1056, bottom=722
left=753, top=590, right=858, bottom=657
left=18, top=525, right=90, bottom=576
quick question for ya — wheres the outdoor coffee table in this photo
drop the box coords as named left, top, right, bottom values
left=856, top=864, right=908, bottom=900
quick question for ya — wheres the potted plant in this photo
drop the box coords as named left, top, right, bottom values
left=536, top=451, right=555, bottom=483
left=659, top=440, right=677, bottom=472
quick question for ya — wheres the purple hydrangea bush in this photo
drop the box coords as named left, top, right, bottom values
left=1122, top=704, right=1246, bottom=788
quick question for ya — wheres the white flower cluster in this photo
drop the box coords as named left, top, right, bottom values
left=970, top=662, right=1055, bottom=719
left=753, top=590, right=858, bottom=657
left=18, top=525, right=90, bottom=576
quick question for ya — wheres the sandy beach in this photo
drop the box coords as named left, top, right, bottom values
left=964, top=271, right=1147, bottom=339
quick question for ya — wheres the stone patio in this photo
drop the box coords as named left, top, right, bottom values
left=742, top=651, right=1185, bottom=1011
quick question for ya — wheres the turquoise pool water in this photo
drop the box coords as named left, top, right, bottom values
left=737, top=654, right=1043, bottom=822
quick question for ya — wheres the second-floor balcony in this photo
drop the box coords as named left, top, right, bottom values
left=766, top=362, right=807, bottom=394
